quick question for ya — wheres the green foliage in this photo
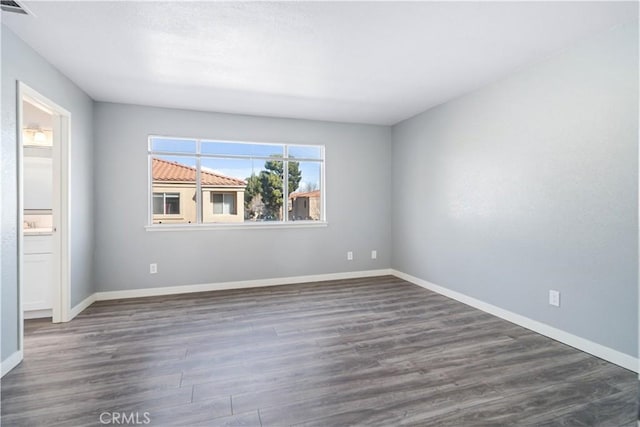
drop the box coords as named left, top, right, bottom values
left=244, top=173, right=261, bottom=209
left=259, top=167, right=282, bottom=218
left=247, top=160, right=301, bottom=220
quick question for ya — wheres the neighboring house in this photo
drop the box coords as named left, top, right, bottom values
left=289, top=190, right=321, bottom=220
left=152, top=157, right=246, bottom=224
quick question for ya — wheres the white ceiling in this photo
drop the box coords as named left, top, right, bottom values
left=3, top=1, right=637, bottom=125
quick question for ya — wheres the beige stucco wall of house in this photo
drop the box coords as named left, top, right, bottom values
left=202, top=189, right=245, bottom=223
left=290, top=195, right=321, bottom=221
left=152, top=183, right=197, bottom=224
left=152, top=183, right=244, bottom=224
left=309, top=197, right=321, bottom=220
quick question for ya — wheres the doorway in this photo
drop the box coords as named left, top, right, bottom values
left=17, top=82, right=71, bottom=343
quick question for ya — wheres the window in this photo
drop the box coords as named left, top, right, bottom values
left=149, top=136, right=325, bottom=226
left=212, top=193, right=236, bottom=215
left=153, top=192, right=180, bottom=215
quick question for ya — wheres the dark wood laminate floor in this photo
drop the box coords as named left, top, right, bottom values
left=1, top=276, right=637, bottom=426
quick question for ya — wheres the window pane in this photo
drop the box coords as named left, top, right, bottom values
left=201, top=158, right=248, bottom=224
left=212, top=193, right=223, bottom=214
left=151, top=156, right=197, bottom=224
left=153, top=194, right=164, bottom=214
left=202, top=157, right=284, bottom=222
left=200, top=157, right=286, bottom=222
left=256, top=160, right=284, bottom=221
left=201, top=141, right=283, bottom=158
left=289, top=161, right=322, bottom=221
left=150, top=137, right=196, bottom=154
left=165, top=193, right=180, bottom=214
left=288, top=145, right=323, bottom=160
left=223, top=194, right=235, bottom=214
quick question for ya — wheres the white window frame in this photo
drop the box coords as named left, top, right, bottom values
left=153, top=192, right=181, bottom=215
left=212, top=193, right=236, bottom=215
left=147, top=136, right=327, bottom=231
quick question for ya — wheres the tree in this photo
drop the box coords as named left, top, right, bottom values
left=253, top=160, right=301, bottom=219
left=244, top=173, right=262, bottom=219
left=299, top=181, right=319, bottom=193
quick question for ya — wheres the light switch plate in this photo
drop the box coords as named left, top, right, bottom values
left=549, top=290, right=560, bottom=307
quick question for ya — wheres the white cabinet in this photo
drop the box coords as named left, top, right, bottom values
left=23, top=235, right=53, bottom=314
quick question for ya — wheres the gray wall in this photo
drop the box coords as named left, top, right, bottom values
left=93, top=103, right=391, bottom=292
left=1, top=26, right=94, bottom=361
left=391, top=23, right=638, bottom=357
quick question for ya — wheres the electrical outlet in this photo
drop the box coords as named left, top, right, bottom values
left=347, top=251, right=353, bottom=261
left=371, top=250, right=377, bottom=260
left=150, top=263, right=158, bottom=274
left=549, top=290, right=560, bottom=307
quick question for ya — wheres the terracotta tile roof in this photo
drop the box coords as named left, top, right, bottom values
left=152, top=158, right=246, bottom=187
left=290, top=190, right=320, bottom=199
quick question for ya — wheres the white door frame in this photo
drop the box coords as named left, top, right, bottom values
left=17, top=82, right=71, bottom=350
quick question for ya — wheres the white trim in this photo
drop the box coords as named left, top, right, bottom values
left=57, top=102, right=72, bottom=323
left=18, top=82, right=72, bottom=326
left=95, top=269, right=393, bottom=301
left=17, top=83, right=25, bottom=354
left=1, top=350, right=23, bottom=377
left=392, top=269, right=639, bottom=373
left=24, top=309, right=53, bottom=319
left=145, top=222, right=328, bottom=232
left=69, top=293, right=97, bottom=320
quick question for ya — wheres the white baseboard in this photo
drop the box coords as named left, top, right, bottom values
left=70, top=293, right=97, bottom=320
left=1, top=350, right=23, bottom=377
left=95, top=269, right=394, bottom=301
left=392, top=269, right=639, bottom=373
left=24, top=309, right=52, bottom=319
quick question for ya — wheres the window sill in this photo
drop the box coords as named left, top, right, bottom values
left=145, top=221, right=328, bottom=232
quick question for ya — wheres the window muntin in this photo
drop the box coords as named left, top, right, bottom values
left=149, top=137, right=324, bottom=226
